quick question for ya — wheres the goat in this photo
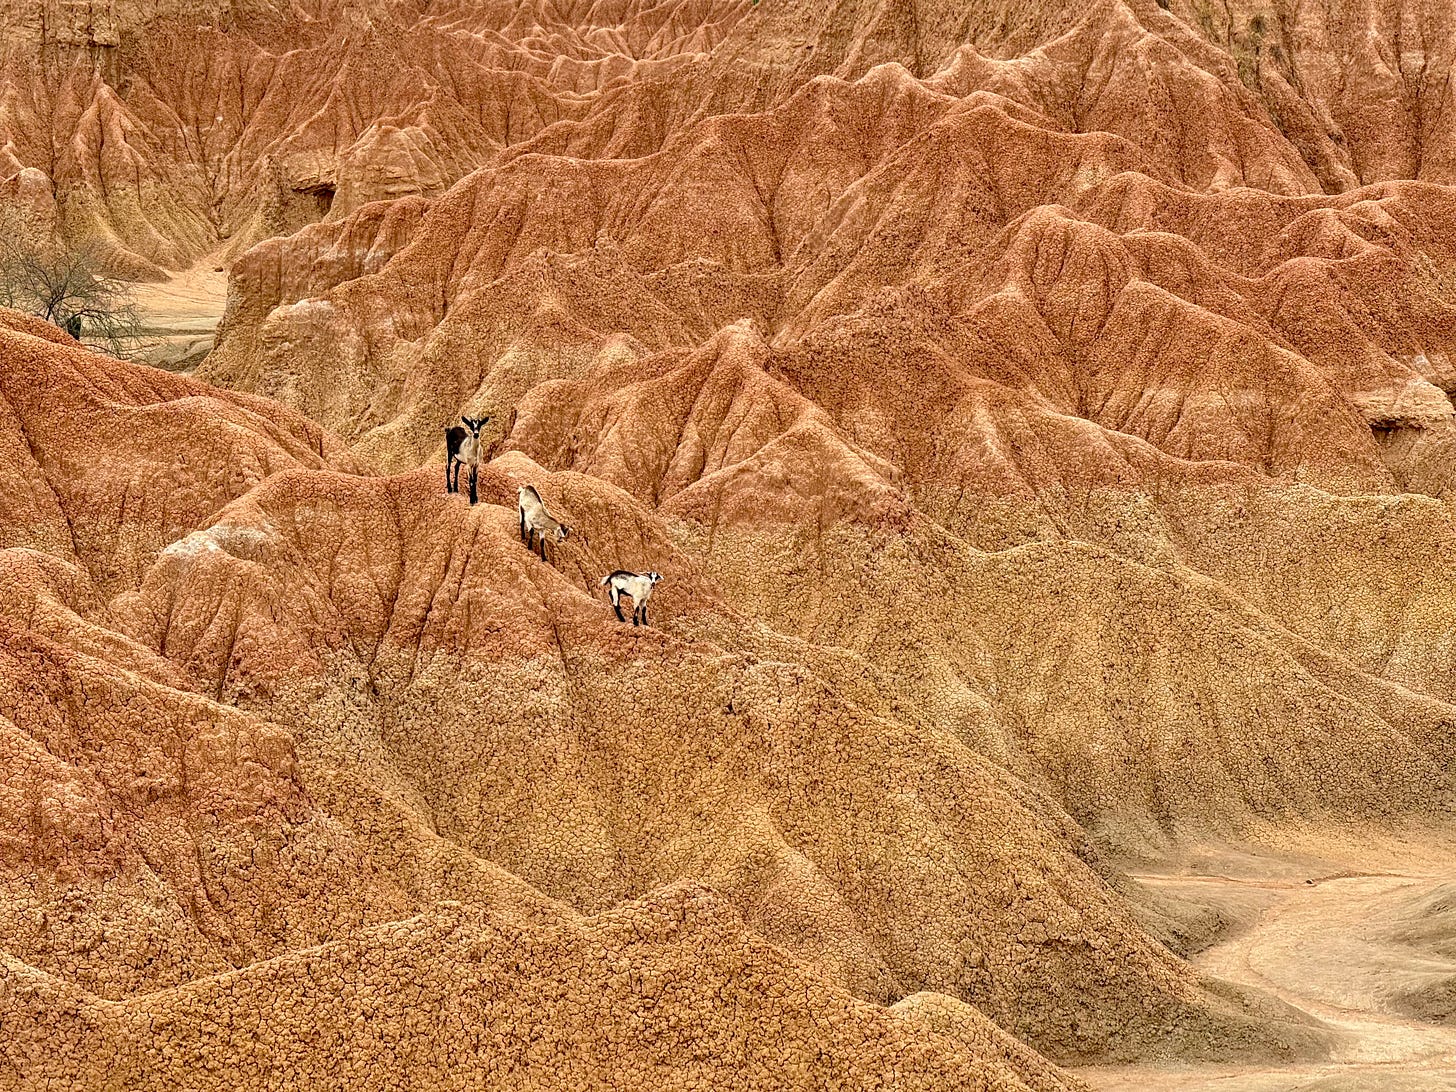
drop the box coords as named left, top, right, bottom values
left=518, top=485, right=570, bottom=560
left=445, top=416, right=490, bottom=504
left=600, top=570, right=662, bottom=626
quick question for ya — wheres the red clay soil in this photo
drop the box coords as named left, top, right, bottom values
left=4, top=0, right=1456, bottom=1088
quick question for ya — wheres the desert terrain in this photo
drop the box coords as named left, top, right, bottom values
left=3, top=0, right=1456, bottom=1088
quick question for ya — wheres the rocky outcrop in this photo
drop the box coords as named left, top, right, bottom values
left=0, top=1, right=752, bottom=271
left=7, top=0, right=1456, bottom=1086
left=7, top=0, right=1456, bottom=271
left=0, top=307, right=1362, bottom=1087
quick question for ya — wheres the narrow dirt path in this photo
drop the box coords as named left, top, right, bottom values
left=1082, top=872, right=1456, bottom=1091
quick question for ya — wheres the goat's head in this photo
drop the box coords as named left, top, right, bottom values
left=462, top=415, right=489, bottom=438
left=647, top=571, right=662, bottom=585
left=554, top=523, right=571, bottom=543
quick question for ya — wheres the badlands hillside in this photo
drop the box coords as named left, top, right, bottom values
left=4, top=0, right=1456, bottom=1088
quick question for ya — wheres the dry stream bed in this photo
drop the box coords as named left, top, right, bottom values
left=129, top=267, right=227, bottom=371
left=1084, top=841, right=1456, bottom=1091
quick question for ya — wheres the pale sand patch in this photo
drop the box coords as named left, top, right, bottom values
left=1082, top=836, right=1456, bottom=1091
left=130, top=266, right=228, bottom=371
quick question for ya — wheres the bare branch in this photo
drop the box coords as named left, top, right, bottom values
left=0, top=236, right=156, bottom=360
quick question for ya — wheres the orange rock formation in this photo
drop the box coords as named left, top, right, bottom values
left=4, top=0, right=1456, bottom=1087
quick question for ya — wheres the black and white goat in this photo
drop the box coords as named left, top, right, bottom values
left=518, top=485, right=570, bottom=560
left=600, top=570, right=662, bottom=626
left=445, top=416, right=490, bottom=504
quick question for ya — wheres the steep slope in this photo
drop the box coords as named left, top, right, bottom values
left=102, top=448, right=1358, bottom=1060
left=0, top=303, right=1356, bottom=1087
left=0, top=306, right=351, bottom=590
left=9, top=0, right=1456, bottom=273
left=0, top=0, right=751, bottom=270
left=195, top=7, right=1456, bottom=713
left=199, top=51, right=1456, bottom=492
left=7, top=0, right=1456, bottom=1086
left=8, top=888, right=1086, bottom=1092
left=0, top=311, right=1118, bottom=1086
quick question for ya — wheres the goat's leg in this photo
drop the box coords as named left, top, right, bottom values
left=468, top=465, right=478, bottom=506
left=445, top=457, right=453, bottom=494
left=641, top=604, right=648, bottom=627
left=610, top=591, right=625, bottom=623
left=519, top=510, right=527, bottom=542
left=537, top=535, right=547, bottom=562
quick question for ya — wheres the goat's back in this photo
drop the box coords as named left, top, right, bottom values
left=518, top=485, right=545, bottom=514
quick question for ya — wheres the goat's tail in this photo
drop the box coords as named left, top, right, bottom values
left=599, top=575, right=612, bottom=587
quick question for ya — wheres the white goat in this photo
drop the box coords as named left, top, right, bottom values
left=518, top=485, right=570, bottom=560
left=600, top=570, right=662, bottom=626
left=445, top=416, right=490, bottom=504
